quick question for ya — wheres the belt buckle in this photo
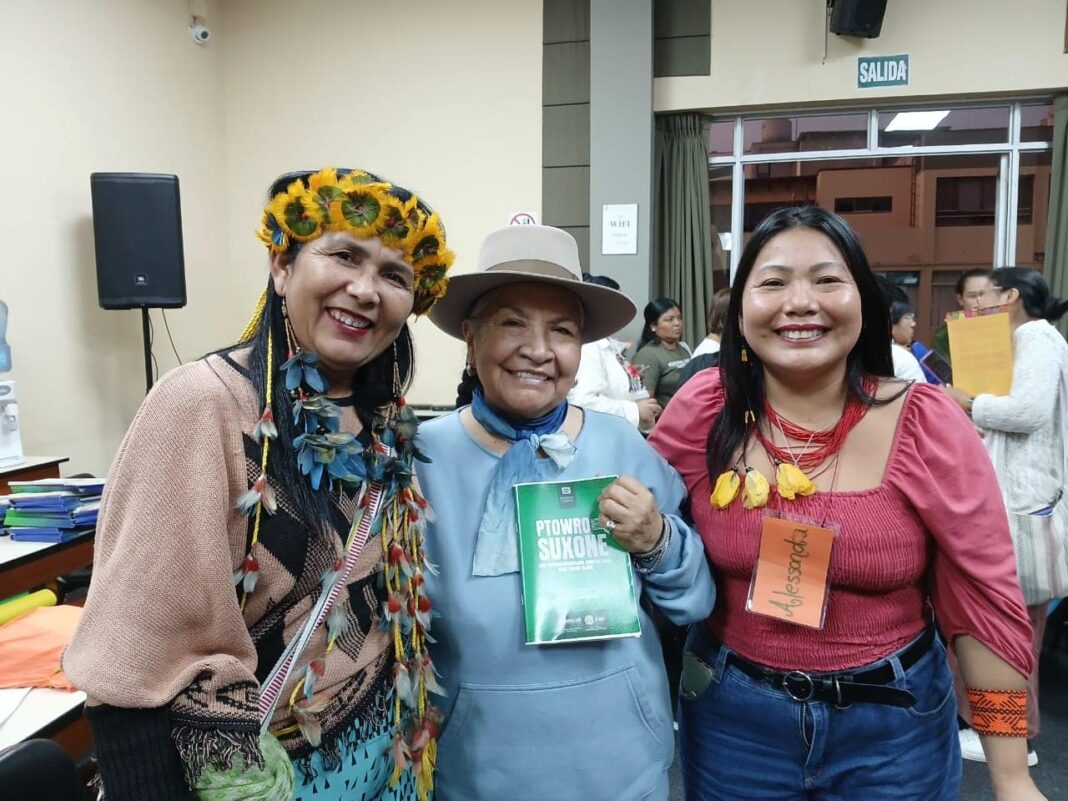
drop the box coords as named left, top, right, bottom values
left=783, top=670, right=815, bottom=702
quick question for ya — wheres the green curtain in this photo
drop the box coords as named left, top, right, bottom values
left=653, top=113, right=714, bottom=349
left=1045, top=95, right=1068, bottom=338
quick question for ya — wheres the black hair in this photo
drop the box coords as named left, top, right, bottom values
left=706, top=206, right=902, bottom=477
left=889, top=301, right=914, bottom=326
left=218, top=169, right=415, bottom=534
left=454, top=369, right=481, bottom=408
left=638, top=297, right=681, bottom=348
left=583, top=273, right=621, bottom=290
left=992, top=267, right=1068, bottom=323
left=955, top=268, right=992, bottom=297
left=874, top=274, right=908, bottom=306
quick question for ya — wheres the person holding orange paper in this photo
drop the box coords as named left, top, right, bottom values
left=944, top=267, right=1068, bottom=768
left=650, top=207, right=1043, bottom=801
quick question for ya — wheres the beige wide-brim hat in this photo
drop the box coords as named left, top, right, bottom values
left=430, top=224, right=637, bottom=342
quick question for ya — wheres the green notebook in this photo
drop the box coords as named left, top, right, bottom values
left=514, top=476, right=641, bottom=645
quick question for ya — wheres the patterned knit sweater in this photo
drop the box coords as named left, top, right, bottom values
left=972, top=319, right=1068, bottom=512
left=63, top=352, right=393, bottom=799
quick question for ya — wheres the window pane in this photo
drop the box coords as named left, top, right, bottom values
left=1020, top=103, right=1054, bottom=144
left=835, top=196, right=892, bottom=214
left=739, top=153, right=1000, bottom=343
left=1016, top=150, right=1052, bottom=268
left=935, top=176, right=997, bottom=227
left=877, top=106, right=1009, bottom=147
left=707, top=165, right=732, bottom=290
left=742, top=113, right=867, bottom=154
left=707, top=120, right=734, bottom=157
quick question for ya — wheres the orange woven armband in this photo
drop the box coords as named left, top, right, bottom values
left=966, top=688, right=1028, bottom=737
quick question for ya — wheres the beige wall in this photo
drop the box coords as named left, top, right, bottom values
left=1, top=0, right=541, bottom=476
left=0, top=0, right=231, bottom=476
left=655, top=0, right=1068, bottom=112
left=218, top=0, right=543, bottom=408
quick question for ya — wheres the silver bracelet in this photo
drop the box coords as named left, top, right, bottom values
left=633, top=516, right=670, bottom=575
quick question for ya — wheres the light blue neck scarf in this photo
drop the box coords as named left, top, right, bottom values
left=469, top=389, right=578, bottom=576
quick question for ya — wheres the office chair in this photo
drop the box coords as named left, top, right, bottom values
left=0, top=738, right=87, bottom=800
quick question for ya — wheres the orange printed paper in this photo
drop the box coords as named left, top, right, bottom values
left=746, top=516, right=835, bottom=629
left=946, top=308, right=1013, bottom=397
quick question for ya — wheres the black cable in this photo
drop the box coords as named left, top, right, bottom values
left=161, top=308, right=183, bottom=364
left=148, top=313, right=158, bottom=381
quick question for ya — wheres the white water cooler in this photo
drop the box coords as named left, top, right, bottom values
left=0, top=380, right=23, bottom=465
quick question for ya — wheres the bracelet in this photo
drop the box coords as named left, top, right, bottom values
left=966, top=688, right=1028, bottom=737
left=633, top=516, right=670, bottom=575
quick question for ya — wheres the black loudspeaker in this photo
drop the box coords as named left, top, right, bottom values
left=90, top=173, right=186, bottom=309
left=830, top=0, right=888, bottom=38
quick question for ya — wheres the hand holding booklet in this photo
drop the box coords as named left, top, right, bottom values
left=514, top=476, right=641, bottom=645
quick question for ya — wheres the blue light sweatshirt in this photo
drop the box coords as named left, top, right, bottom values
left=416, top=408, right=715, bottom=801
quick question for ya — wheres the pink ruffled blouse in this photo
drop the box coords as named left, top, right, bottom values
left=649, top=369, right=1034, bottom=675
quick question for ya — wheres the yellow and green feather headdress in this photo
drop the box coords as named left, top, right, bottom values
left=255, top=168, right=455, bottom=318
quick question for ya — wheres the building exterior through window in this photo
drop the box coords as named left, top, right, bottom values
left=706, top=102, right=1054, bottom=344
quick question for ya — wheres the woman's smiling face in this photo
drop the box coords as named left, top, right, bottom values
left=271, top=231, right=414, bottom=393
left=464, top=282, right=583, bottom=420
left=740, top=227, right=862, bottom=381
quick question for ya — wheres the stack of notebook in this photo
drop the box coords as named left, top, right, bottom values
left=2, top=478, right=105, bottom=543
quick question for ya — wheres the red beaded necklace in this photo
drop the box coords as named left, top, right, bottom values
left=754, top=380, right=875, bottom=472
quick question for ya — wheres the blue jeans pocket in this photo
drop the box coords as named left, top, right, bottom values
left=899, top=638, right=955, bottom=719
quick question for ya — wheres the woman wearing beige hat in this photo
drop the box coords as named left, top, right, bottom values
left=415, top=225, right=715, bottom=801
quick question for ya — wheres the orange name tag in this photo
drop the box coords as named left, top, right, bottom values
left=746, top=516, right=835, bottom=630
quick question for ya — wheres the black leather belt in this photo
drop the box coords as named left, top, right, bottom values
left=724, top=625, right=936, bottom=709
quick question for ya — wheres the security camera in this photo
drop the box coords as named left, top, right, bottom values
left=189, top=23, right=211, bottom=45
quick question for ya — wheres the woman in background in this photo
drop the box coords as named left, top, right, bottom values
left=632, top=297, right=691, bottom=408
left=889, top=300, right=927, bottom=383
left=944, top=267, right=1068, bottom=769
left=568, top=274, right=662, bottom=430
left=679, top=288, right=731, bottom=389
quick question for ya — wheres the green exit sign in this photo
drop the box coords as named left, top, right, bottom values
left=858, top=54, right=910, bottom=89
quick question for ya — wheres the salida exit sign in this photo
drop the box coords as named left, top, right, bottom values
left=858, top=54, right=910, bottom=89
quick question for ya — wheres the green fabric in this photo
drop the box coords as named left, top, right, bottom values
left=1046, top=95, right=1068, bottom=339
left=654, top=114, right=715, bottom=349
left=632, top=341, right=692, bottom=407
left=932, top=323, right=951, bottom=365
left=194, top=732, right=295, bottom=801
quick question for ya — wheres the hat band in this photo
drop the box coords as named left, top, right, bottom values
left=484, top=260, right=577, bottom=281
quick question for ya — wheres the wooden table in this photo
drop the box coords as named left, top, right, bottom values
left=0, top=531, right=95, bottom=599
left=0, top=688, right=91, bottom=760
left=0, top=456, right=69, bottom=495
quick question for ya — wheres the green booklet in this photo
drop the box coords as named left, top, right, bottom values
left=514, top=476, right=641, bottom=645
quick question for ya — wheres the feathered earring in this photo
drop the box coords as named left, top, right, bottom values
left=234, top=317, right=278, bottom=609
left=281, top=297, right=298, bottom=355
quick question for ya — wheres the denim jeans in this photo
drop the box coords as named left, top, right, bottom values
left=678, top=626, right=961, bottom=801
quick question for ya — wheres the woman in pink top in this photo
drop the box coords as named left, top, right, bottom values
left=649, top=206, right=1042, bottom=801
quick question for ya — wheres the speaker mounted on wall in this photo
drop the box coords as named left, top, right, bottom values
left=829, top=0, right=888, bottom=39
left=90, top=172, right=187, bottom=310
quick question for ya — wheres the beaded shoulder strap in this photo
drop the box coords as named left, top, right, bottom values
left=257, top=481, right=386, bottom=728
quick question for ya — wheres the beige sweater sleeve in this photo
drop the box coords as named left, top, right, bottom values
left=63, top=358, right=258, bottom=709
